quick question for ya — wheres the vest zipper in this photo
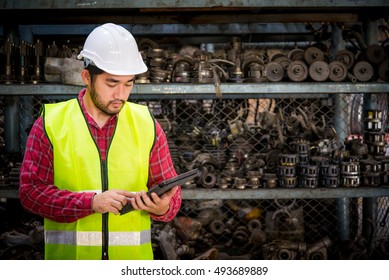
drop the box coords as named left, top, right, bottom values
left=101, top=160, right=109, bottom=260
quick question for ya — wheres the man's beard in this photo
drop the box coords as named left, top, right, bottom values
left=89, top=85, right=125, bottom=116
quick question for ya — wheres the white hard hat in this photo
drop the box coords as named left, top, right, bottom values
left=77, top=23, right=147, bottom=75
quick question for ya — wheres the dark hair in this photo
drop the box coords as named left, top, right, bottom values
left=85, top=64, right=104, bottom=75
left=85, top=64, right=104, bottom=83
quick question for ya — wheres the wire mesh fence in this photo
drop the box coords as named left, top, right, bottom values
left=0, top=92, right=388, bottom=259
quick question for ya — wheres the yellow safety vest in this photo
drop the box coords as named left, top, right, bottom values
left=42, top=98, right=155, bottom=260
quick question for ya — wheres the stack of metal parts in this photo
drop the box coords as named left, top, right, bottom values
left=147, top=48, right=172, bottom=83
left=340, top=160, right=361, bottom=188
left=364, top=110, right=386, bottom=156
left=277, top=154, right=299, bottom=188
left=0, top=39, right=45, bottom=84
left=319, top=163, right=340, bottom=188
left=0, top=99, right=3, bottom=150
left=137, top=36, right=389, bottom=84
left=0, top=98, right=5, bottom=188
left=1, top=33, right=388, bottom=84
left=298, top=162, right=320, bottom=188
left=44, top=41, right=84, bottom=86
left=168, top=98, right=389, bottom=190
left=0, top=218, right=44, bottom=260
left=0, top=38, right=83, bottom=85
left=361, top=109, right=386, bottom=186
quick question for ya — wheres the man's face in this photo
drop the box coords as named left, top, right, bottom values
left=89, top=72, right=135, bottom=116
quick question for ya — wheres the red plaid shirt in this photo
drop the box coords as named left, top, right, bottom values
left=19, top=89, right=181, bottom=223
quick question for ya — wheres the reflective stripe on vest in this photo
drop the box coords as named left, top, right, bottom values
left=45, top=229, right=151, bottom=246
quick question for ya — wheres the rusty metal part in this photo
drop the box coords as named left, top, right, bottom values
left=1, top=39, right=15, bottom=84
left=347, top=72, right=358, bottom=82
left=299, top=175, right=318, bottom=188
left=335, top=49, right=355, bottom=70
left=150, top=68, right=170, bottom=83
left=364, top=109, right=383, bottom=128
left=380, top=206, right=389, bottom=227
left=291, top=139, right=310, bottom=154
left=278, top=176, right=298, bottom=188
left=320, top=175, right=340, bottom=188
left=320, top=164, right=340, bottom=177
left=148, top=48, right=166, bottom=59
left=345, top=138, right=368, bottom=157
left=378, top=59, right=389, bottom=81
left=264, top=61, right=284, bottom=82
left=262, top=173, right=278, bottom=188
left=44, top=57, right=64, bottom=83
left=57, top=45, right=72, bottom=58
left=364, top=110, right=384, bottom=126
left=242, top=56, right=265, bottom=82
left=0, top=244, right=43, bottom=260
left=249, top=228, right=267, bottom=245
left=46, top=41, right=59, bottom=57
left=217, top=177, right=230, bottom=189
left=31, top=39, right=44, bottom=84
left=150, top=57, right=166, bottom=68
left=174, top=216, right=203, bottom=242
left=365, top=44, right=387, bottom=64
left=305, top=236, right=333, bottom=260
left=18, top=41, right=29, bottom=84
left=265, top=149, right=281, bottom=173
left=247, top=219, right=262, bottom=232
left=364, top=132, right=385, bottom=144
left=298, top=163, right=319, bottom=177
left=277, top=165, right=296, bottom=177
left=199, top=169, right=217, bottom=188
left=62, top=57, right=84, bottom=86
left=287, top=60, right=308, bottom=82
left=304, top=46, right=324, bottom=65
left=353, top=60, right=374, bottom=82
left=288, top=48, right=304, bottom=61
left=232, top=226, right=249, bottom=245
left=138, top=38, right=159, bottom=51
left=360, top=159, right=382, bottom=187
left=233, top=177, right=246, bottom=190
left=341, top=175, right=360, bottom=188
left=209, top=220, right=225, bottom=235
left=246, top=170, right=261, bottom=188
left=153, top=224, right=179, bottom=260
left=309, top=60, right=329, bottom=81
left=271, top=53, right=290, bottom=71
left=262, top=239, right=305, bottom=260
left=328, top=61, right=348, bottom=82
left=279, top=153, right=299, bottom=166
left=341, top=161, right=360, bottom=175
left=263, top=236, right=332, bottom=260
left=172, top=56, right=195, bottom=83
left=193, top=248, right=218, bottom=260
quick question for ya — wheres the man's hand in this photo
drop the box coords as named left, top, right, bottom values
left=92, top=190, right=133, bottom=215
left=129, top=186, right=179, bottom=216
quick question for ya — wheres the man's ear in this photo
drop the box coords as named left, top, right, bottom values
left=81, top=69, right=90, bottom=85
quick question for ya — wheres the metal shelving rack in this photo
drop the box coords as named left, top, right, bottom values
left=0, top=82, right=389, bottom=98
left=0, top=0, right=388, bottom=206
left=1, top=0, right=389, bottom=259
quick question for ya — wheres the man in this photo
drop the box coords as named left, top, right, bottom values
left=19, top=23, right=181, bottom=260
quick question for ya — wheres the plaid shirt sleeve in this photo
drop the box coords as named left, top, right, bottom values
left=148, top=120, right=181, bottom=222
left=19, top=116, right=95, bottom=223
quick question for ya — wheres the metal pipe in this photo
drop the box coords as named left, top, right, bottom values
left=18, top=27, right=35, bottom=153
left=362, top=18, right=379, bottom=248
left=4, top=96, right=20, bottom=154
left=332, top=22, right=351, bottom=242
left=336, top=198, right=350, bottom=241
